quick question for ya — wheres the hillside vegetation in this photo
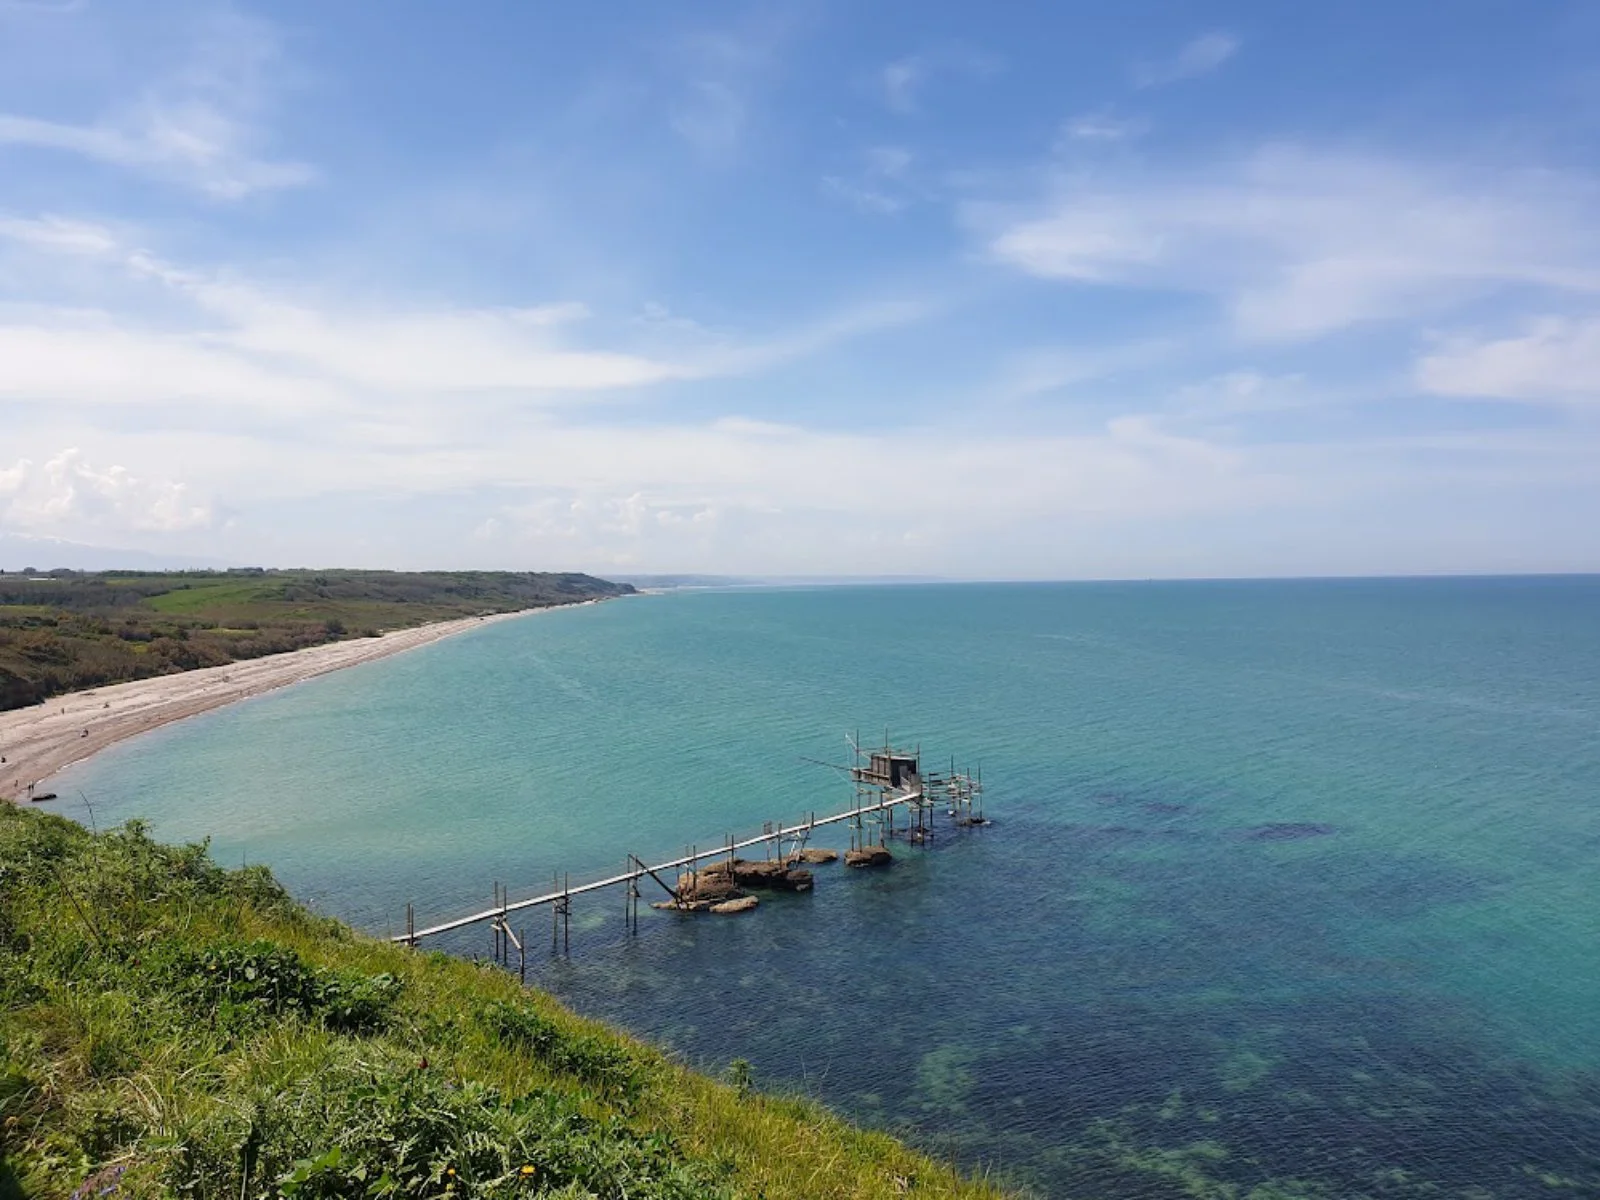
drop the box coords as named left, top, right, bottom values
left=0, top=570, right=633, bottom=711
left=0, top=804, right=1006, bottom=1199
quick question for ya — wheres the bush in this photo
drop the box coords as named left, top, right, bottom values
left=167, top=1054, right=726, bottom=1200
left=173, top=940, right=401, bottom=1035
left=481, top=1001, right=648, bottom=1102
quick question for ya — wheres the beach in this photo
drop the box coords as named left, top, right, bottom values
left=0, top=605, right=578, bottom=803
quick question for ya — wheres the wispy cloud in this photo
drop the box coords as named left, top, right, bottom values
left=0, top=214, right=930, bottom=412
left=1058, top=110, right=1147, bottom=145
left=995, top=338, right=1176, bottom=399
left=980, top=146, right=1600, bottom=339
left=0, top=111, right=313, bottom=199
left=670, top=79, right=747, bottom=159
left=881, top=57, right=925, bottom=115
left=822, top=145, right=915, bottom=215
left=1134, top=32, right=1239, bottom=88
left=666, top=22, right=788, bottom=159
left=880, top=46, right=1000, bottom=115
left=0, top=10, right=311, bottom=198
left=0, top=0, right=85, bottom=12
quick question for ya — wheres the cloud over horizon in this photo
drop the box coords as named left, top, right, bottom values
left=0, top=2, right=1596, bottom=577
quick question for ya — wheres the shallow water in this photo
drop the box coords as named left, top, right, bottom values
left=52, top=579, right=1600, bottom=1196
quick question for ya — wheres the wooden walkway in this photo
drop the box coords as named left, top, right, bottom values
left=395, top=787, right=925, bottom=944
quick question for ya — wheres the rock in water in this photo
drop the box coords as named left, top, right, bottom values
left=790, top=848, right=839, bottom=864
left=710, top=896, right=759, bottom=915
left=697, top=858, right=814, bottom=891
left=675, top=870, right=741, bottom=902
left=651, top=898, right=715, bottom=912
left=844, top=846, right=893, bottom=868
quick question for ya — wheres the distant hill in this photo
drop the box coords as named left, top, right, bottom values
left=0, top=533, right=231, bottom=573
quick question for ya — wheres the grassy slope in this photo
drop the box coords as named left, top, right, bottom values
left=0, top=805, right=1008, bottom=1200
left=0, top=571, right=634, bottom=711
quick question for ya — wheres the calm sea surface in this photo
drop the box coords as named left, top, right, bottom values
left=52, top=579, right=1600, bottom=1196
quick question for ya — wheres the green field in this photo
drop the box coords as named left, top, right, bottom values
left=0, top=804, right=1007, bottom=1199
left=0, top=570, right=634, bottom=712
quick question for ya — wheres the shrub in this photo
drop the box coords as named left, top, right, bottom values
left=173, top=940, right=401, bottom=1035
left=481, top=1001, right=648, bottom=1101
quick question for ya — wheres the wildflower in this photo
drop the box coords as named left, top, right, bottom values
left=519, top=1165, right=536, bottom=1177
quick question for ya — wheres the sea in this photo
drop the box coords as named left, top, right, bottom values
left=50, top=578, right=1600, bottom=1197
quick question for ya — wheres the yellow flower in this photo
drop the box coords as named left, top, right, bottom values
left=446, top=1167, right=456, bottom=1177
left=519, top=1165, right=536, bottom=1177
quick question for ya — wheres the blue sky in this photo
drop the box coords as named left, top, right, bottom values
left=2, top=0, right=1598, bottom=577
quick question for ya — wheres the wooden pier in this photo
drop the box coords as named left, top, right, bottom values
left=395, top=738, right=985, bottom=948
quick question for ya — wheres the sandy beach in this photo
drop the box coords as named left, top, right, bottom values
left=0, top=605, right=581, bottom=803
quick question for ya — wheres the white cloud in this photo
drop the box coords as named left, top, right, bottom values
left=1134, top=32, right=1239, bottom=88
left=368, top=412, right=1265, bottom=573
left=0, top=219, right=929, bottom=411
left=0, top=11, right=311, bottom=198
left=0, top=450, right=212, bottom=534
left=982, top=146, right=1600, bottom=339
left=0, top=214, right=118, bottom=255
left=1416, top=316, right=1600, bottom=406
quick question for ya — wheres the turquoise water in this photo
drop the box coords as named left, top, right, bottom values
left=51, top=579, right=1600, bottom=1196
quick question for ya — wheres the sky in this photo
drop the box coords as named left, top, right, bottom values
left=2, top=0, right=1599, bottom=578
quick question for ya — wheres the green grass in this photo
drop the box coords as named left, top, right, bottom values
left=0, top=805, right=1010, bottom=1200
left=142, top=583, right=276, bottom=615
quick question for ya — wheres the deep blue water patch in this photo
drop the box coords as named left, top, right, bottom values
left=1238, top=821, right=1338, bottom=840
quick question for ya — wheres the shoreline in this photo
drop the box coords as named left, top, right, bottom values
left=0, top=601, right=602, bottom=803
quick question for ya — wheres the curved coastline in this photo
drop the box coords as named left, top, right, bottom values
left=0, top=600, right=605, bottom=803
